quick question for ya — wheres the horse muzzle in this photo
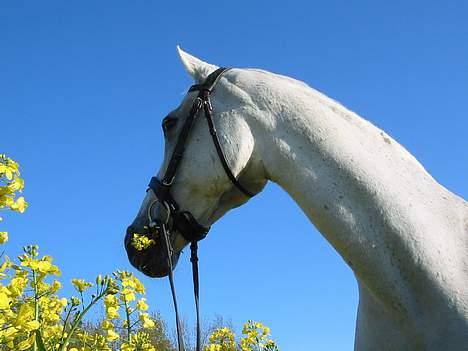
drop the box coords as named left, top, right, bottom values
left=124, top=225, right=177, bottom=278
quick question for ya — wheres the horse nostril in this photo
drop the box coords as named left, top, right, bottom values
left=126, top=226, right=132, bottom=235
left=125, top=226, right=136, bottom=247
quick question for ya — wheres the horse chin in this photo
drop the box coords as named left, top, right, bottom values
left=128, top=247, right=181, bottom=278
left=139, top=253, right=181, bottom=278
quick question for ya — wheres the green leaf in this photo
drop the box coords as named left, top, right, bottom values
left=35, top=330, right=47, bottom=351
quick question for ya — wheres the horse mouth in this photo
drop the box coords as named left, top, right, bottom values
left=124, top=229, right=173, bottom=278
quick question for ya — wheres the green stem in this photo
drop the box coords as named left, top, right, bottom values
left=129, top=319, right=140, bottom=329
left=57, top=292, right=106, bottom=351
left=80, top=292, right=85, bottom=312
left=124, top=300, right=132, bottom=343
left=32, top=270, right=39, bottom=351
left=81, top=331, right=87, bottom=349
left=59, top=305, right=73, bottom=344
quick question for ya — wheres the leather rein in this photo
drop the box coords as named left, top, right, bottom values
left=146, top=67, right=253, bottom=351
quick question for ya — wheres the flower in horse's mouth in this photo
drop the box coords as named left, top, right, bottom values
left=131, top=233, right=155, bottom=251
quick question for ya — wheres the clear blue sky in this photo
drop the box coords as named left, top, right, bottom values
left=1, top=1, right=467, bottom=350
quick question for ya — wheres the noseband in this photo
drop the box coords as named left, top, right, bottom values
left=147, top=67, right=253, bottom=351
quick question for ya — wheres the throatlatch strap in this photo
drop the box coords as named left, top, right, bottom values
left=203, top=101, right=254, bottom=197
left=190, top=68, right=254, bottom=198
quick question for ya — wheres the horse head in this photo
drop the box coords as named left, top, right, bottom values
left=125, top=48, right=267, bottom=277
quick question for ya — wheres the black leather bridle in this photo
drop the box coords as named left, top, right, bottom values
left=146, top=67, right=254, bottom=351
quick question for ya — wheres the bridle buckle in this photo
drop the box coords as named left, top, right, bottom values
left=204, top=99, right=213, bottom=111
left=161, top=178, right=175, bottom=187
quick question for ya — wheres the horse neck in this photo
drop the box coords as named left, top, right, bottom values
left=247, top=77, right=464, bottom=299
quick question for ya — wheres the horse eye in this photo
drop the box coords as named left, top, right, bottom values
left=162, top=117, right=177, bottom=135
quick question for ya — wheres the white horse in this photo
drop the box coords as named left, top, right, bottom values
left=126, top=48, right=468, bottom=350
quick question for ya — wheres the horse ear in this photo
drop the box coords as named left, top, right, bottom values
left=177, top=46, right=219, bottom=82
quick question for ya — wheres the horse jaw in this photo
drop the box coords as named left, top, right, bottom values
left=176, top=46, right=219, bottom=82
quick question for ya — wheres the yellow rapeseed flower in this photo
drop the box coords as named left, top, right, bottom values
left=121, top=343, right=137, bottom=351
left=120, top=287, right=136, bottom=302
left=10, top=196, right=27, bottom=213
left=133, top=276, right=145, bottom=294
left=0, top=291, right=11, bottom=309
left=0, top=158, right=18, bottom=180
left=7, top=177, right=24, bottom=192
left=139, top=312, right=155, bottom=329
left=130, top=332, right=156, bottom=351
left=131, top=233, right=155, bottom=251
left=136, top=298, right=149, bottom=311
left=101, top=320, right=114, bottom=330
left=71, top=278, right=93, bottom=293
left=207, top=327, right=236, bottom=351
left=106, top=328, right=120, bottom=342
left=106, top=306, right=120, bottom=320
left=16, top=333, right=36, bottom=351
left=71, top=296, right=81, bottom=306
left=104, top=294, right=119, bottom=308
left=8, top=275, right=28, bottom=297
left=0, top=231, right=8, bottom=244
left=205, top=345, right=222, bottom=351
left=14, top=303, right=40, bottom=332
left=50, top=280, right=62, bottom=293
